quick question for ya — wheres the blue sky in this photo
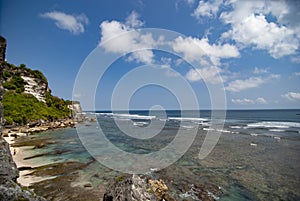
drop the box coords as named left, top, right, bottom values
left=0, top=0, right=300, bottom=110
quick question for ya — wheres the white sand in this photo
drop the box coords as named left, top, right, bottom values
left=3, top=134, right=55, bottom=187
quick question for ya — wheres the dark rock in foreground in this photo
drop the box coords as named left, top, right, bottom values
left=103, top=174, right=157, bottom=201
left=103, top=174, right=180, bottom=201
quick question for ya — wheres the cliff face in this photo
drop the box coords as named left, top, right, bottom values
left=22, top=75, right=48, bottom=102
left=2, top=59, right=83, bottom=126
left=0, top=36, right=46, bottom=201
left=0, top=36, right=18, bottom=180
left=3, top=63, right=50, bottom=102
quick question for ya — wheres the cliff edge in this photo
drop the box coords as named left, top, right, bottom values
left=0, top=36, right=46, bottom=201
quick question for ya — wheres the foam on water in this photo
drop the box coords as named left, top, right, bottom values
left=98, top=113, right=156, bottom=120
left=246, top=121, right=300, bottom=129
left=133, top=122, right=149, bottom=126
left=230, top=126, right=242, bottom=129
left=168, top=117, right=208, bottom=121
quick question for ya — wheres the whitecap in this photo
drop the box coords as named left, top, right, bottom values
left=203, top=128, right=214, bottom=131
left=168, top=117, right=208, bottom=122
left=269, top=129, right=285, bottom=132
left=98, top=113, right=156, bottom=120
left=181, top=125, right=195, bottom=129
left=133, top=122, right=149, bottom=126
left=114, top=113, right=156, bottom=120
left=246, top=121, right=300, bottom=129
left=230, top=126, right=242, bottom=129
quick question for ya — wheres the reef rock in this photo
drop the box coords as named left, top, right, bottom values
left=103, top=175, right=156, bottom=201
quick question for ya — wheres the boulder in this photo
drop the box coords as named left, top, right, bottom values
left=148, top=179, right=168, bottom=201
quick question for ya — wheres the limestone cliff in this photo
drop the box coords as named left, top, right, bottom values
left=2, top=59, right=82, bottom=126
left=2, top=63, right=50, bottom=102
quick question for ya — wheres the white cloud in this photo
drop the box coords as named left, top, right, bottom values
left=226, top=77, right=265, bottom=92
left=125, top=11, right=144, bottom=28
left=282, top=92, right=300, bottom=101
left=185, top=66, right=224, bottom=84
left=253, top=67, right=268, bottom=74
left=193, top=0, right=223, bottom=19
left=220, top=1, right=300, bottom=58
left=41, top=11, right=89, bottom=34
left=256, top=97, right=267, bottom=104
left=185, top=0, right=195, bottom=6
left=127, top=50, right=154, bottom=64
left=294, top=72, right=300, bottom=76
left=172, top=36, right=239, bottom=66
left=99, top=12, right=155, bottom=64
left=232, top=97, right=267, bottom=105
left=171, top=36, right=239, bottom=84
left=159, top=57, right=180, bottom=77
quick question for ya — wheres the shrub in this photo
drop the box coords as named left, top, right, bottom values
left=5, top=116, right=13, bottom=125
left=3, top=91, right=71, bottom=125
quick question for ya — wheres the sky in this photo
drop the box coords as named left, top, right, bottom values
left=0, top=0, right=300, bottom=110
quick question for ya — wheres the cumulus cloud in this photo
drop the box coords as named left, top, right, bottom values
left=171, top=36, right=239, bottom=83
left=220, top=1, right=300, bottom=58
left=185, top=66, right=224, bottom=84
left=193, top=0, right=223, bottom=19
left=282, top=92, right=300, bottom=101
left=232, top=97, right=267, bottom=105
left=226, top=77, right=265, bottom=92
left=172, top=36, right=239, bottom=65
left=256, top=97, right=267, bottom=104
left=294, top=72, right=300, bottom=76
left=226, top=72, right=280, bottom=92
left=99, top=11, right=155, bottom=64
left=40, top=11, right=89, bottom=34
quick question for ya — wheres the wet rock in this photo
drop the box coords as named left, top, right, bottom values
left=84, top=183, right=92, bottom=188
left=90, top=118, right=97, bottom=122
left=10, top=133, right=18, bottom=138
left=34, top=142, right=46, bottom=149
left=18, top=166, right=33, bottom=171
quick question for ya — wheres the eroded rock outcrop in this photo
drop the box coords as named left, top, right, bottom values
left=103, top=175, right=156, bottom=201
left=0, top=35, right=46, bottom=201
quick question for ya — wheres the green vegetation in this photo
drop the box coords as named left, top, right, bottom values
left=2, top=62, right=72, bottom=125
left=116, top=175, right=124, bottom=183
left=3, top=62, right=48, bottom=84
left=2, top=75, right=26, bottom=93
left=3, top=91, right=71, bottom=125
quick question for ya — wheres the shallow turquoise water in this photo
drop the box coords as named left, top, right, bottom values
left=16, top=110, right=300, bottom=200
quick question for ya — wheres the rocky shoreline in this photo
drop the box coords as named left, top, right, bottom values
left=3, top=118, right=77, bottom=137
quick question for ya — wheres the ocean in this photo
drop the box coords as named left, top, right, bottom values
left=12, top=109, right=300, bottom=200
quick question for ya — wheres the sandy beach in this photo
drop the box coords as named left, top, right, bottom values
left=3, top=132, right=59, bottom=187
